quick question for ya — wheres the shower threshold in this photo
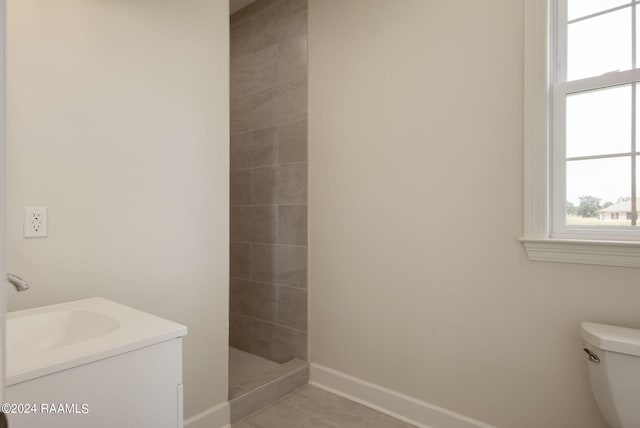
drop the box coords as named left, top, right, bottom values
left=228, top=347, right=309, bottom=422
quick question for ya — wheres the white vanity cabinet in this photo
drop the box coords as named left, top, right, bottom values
left=5, top=298, right=187, bottom=428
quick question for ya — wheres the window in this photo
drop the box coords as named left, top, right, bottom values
left=553, top=0, right=640, bottom=240
left=522, top=0, right=640, bottom=267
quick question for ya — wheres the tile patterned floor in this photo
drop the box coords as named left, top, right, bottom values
left=232, top=384, right=416, bottom=428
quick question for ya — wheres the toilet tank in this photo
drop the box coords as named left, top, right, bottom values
left=581, top=322, right=640, bottom=428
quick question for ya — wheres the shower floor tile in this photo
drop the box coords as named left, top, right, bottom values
left=229, top=347, right=280, bottom=394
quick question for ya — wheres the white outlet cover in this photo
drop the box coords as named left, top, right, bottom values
left=24, top=206, right=48, bottom=238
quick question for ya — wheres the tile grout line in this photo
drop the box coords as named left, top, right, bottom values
left=231, top=157, right=309, bottom=172
left=230, top=310, right=307, bottom=335
left=230, top=303, right=307, bottom=334
left=248, top=240, right=254, bottom=356
left=230, top=274, right=308, bottom=291
left=275, top=279, right=281, bottom=329
left=230, top=238, right=307, bottom=247
left=230, top=203, right=308, bottom=208
left=230, top=117, right=307, bottom=141
left=249, top=168, right=253, bottom=209
left=230, top=74, right=307, bottom=104
left=275, top=58, right=281, bottom=333
left=230, top=240, right=308, bottom=249
left=231, top=115, right=309, bottom=140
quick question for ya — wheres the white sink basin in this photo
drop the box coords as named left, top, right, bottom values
left=6, top=298, right=187, bottom=385
left=7, top=309, right=120, bottom=355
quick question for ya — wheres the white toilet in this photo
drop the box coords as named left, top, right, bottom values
left=581, top=322, right=640, bottom=428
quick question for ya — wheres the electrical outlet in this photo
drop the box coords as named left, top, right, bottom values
left=24, top=207, right=48, bottom=238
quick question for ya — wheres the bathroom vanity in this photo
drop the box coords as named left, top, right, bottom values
left=5, top=298, right=187, bottom=428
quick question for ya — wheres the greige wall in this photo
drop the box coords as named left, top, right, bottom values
left=6, top=0, right=229, bottom=419
left=229, top=0, right=308, bottom=363
left=308, top=1, right=640, bottom=427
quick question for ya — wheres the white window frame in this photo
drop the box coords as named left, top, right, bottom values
left=521, top=0, right=640, bottom=268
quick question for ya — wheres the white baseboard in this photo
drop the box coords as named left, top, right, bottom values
left=184, top=401, right=230, bottom=428
left=310, top=363, right=496, bottom=428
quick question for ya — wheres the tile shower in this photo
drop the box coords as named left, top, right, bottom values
left=229, top=0, right=308, bottom=419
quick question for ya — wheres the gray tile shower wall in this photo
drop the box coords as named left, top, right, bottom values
left=229, top=0, right=308, bottom=364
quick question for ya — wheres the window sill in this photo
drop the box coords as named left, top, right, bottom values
left=520, top=238, right=640, bottom=268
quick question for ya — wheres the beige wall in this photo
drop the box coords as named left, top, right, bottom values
left=308, top=1, right=640, bottom=427
left=6, top=0, right=229, bottom=419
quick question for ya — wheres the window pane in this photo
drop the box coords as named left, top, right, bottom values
left=566, top=85, right=631, bottom=158
left=567, top=9, right=632, bottom=81
left=568, top=0, right=630, bottom=21
left=566, top=157, right=631, bottom=226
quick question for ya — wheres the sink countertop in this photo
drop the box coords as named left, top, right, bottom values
left=6, top=297, right=187, bottom=385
